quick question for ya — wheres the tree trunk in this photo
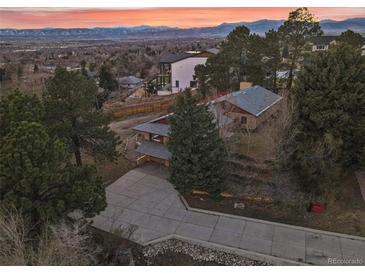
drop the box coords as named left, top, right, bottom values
left=273, top=70, right=278, bottom=93
left=287, top=51, right=298, bottom=92
left=74, top=147, right=82, bottom=166
left=287, top=64, right=294, bottom=91
left=72, top=136, right=82, bottom=166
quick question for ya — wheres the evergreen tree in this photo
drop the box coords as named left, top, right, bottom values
left=278, top=7, right=323, bottom=90
left=43, top=67, right=120, bottom=166
left=33, top=64, right=39, bottom=73
left=0, top=68, right=5, bottom=82
left=0, top=122, right=106, bottom=226
left=80, top=60, right=88, bottom=77
left=199, top=25, right=275, bottom=92
left=168, top=90, right=226, bottom=196
left=280, top=45, right=365, bottom=192
left=221, top=25, right=251, bottom=90
left=246, top=34, right=266, bottom=85
left=205, top=52, right=232, bottom=91
left=263, top=29, right=282, bottom=92
left=337, top=30, right=364, bottom=48
left=99, top=64, right=118, bottom=91
left=0, top=91, right=44, bottom=137
left=194, top=64, right=210, bottom=99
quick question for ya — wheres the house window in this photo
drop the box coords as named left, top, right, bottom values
left=240, top=116, right=247, bottom=124
left=175, top=80, right=179, bottom=88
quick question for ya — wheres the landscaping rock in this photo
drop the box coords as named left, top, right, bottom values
left=142, top=239, right=271, bottom=266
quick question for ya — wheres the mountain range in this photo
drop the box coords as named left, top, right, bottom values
left=0, top=18, right=364, bottom=41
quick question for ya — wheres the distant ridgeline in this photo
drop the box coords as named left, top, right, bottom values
left=0, top=18, right=364, bottom=41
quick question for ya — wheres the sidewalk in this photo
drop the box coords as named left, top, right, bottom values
left=92, top=164, right=365, bottom=265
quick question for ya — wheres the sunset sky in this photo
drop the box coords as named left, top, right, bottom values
left=1, top=7, right=365, bottom=29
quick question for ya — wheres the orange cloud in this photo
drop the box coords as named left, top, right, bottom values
left=0, top=7, right=364, bottom=29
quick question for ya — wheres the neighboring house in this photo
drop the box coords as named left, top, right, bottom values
left=117, top=75, right=143, bottom=89
left=310, top=36, right=338, bottom=52
left=150, top=49, right=218, bottom=96
left=274, top=69, right=299, bottom=88
left=310, top=35, right=365, bottom=52
left=213, top=85, right=283, bottom=130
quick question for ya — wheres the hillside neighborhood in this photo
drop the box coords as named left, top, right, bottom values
left=0, top=7, right=365, bottom=267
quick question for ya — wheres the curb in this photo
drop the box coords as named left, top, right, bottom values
left=179, top=195, right=365, bottom=242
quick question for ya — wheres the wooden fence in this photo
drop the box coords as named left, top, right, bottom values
left=105, top=96, right=176, bottom=119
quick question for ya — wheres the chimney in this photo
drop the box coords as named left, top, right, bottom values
left=240, top=82, right=252, bottom=90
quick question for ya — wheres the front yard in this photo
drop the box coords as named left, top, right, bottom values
left=181, top=103, right=365, bottom=237
left=185, top=116, right=365, bottom=237
left=185, top=169, right=365, bottom=236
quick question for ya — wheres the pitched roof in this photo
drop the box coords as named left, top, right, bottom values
left=117, top=75, right=143, bottom=85
left=216, top=85, right=282, bottom=117
left=311, top=36, right=338, bottom=45
left=136, top=141, right=171, bottom=160
left=205, top=48, right=219, bottom=55
left=133, top=122, right=170, bottom=137
left=159, top=52, right=193, bottom=64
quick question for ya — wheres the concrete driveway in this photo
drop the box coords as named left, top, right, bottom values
left=92, top=163, right=365, bottom=265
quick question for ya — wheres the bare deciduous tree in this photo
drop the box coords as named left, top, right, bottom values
left=0, top=206, right=97, bottom=266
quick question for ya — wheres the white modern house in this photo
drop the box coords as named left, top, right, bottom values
left=149, top=49, right=218, bottom=96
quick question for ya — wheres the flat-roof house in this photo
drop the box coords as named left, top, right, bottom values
left=150, top=49, right=218, bottom=96
left=213, top=85, right=283, bottom=130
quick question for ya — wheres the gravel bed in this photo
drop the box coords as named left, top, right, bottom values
left=142, top=239, right=272, bottom=266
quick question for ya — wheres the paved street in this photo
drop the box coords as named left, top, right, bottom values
left=92, top=163, right=365, bottom=265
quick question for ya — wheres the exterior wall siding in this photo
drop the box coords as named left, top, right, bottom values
left=216, top=100, right=281, bottom=131
left=171, top=57, right=208, bottom=92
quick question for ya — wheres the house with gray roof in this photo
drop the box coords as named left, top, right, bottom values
left=132, top=102, right=233, bottom=166
left=117, top=75, right=143, bottom=89
left=311, top=36, right=338, bottom=51
left=213, top=85, right=282, bottom=130
left=132, top=85, right=280, bottom=166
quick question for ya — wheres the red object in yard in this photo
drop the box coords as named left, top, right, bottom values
left=310, top=202, right=326, bottom=213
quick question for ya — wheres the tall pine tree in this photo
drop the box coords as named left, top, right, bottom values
left=0, top=121, right=106, bottom=227
left=43, top=67, right=120, bottom=166
left=280, top=44, right=365, bottom=192
left=278, top=7, right=323, bottom=90
left=168, top=90, right=226, bottom=196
